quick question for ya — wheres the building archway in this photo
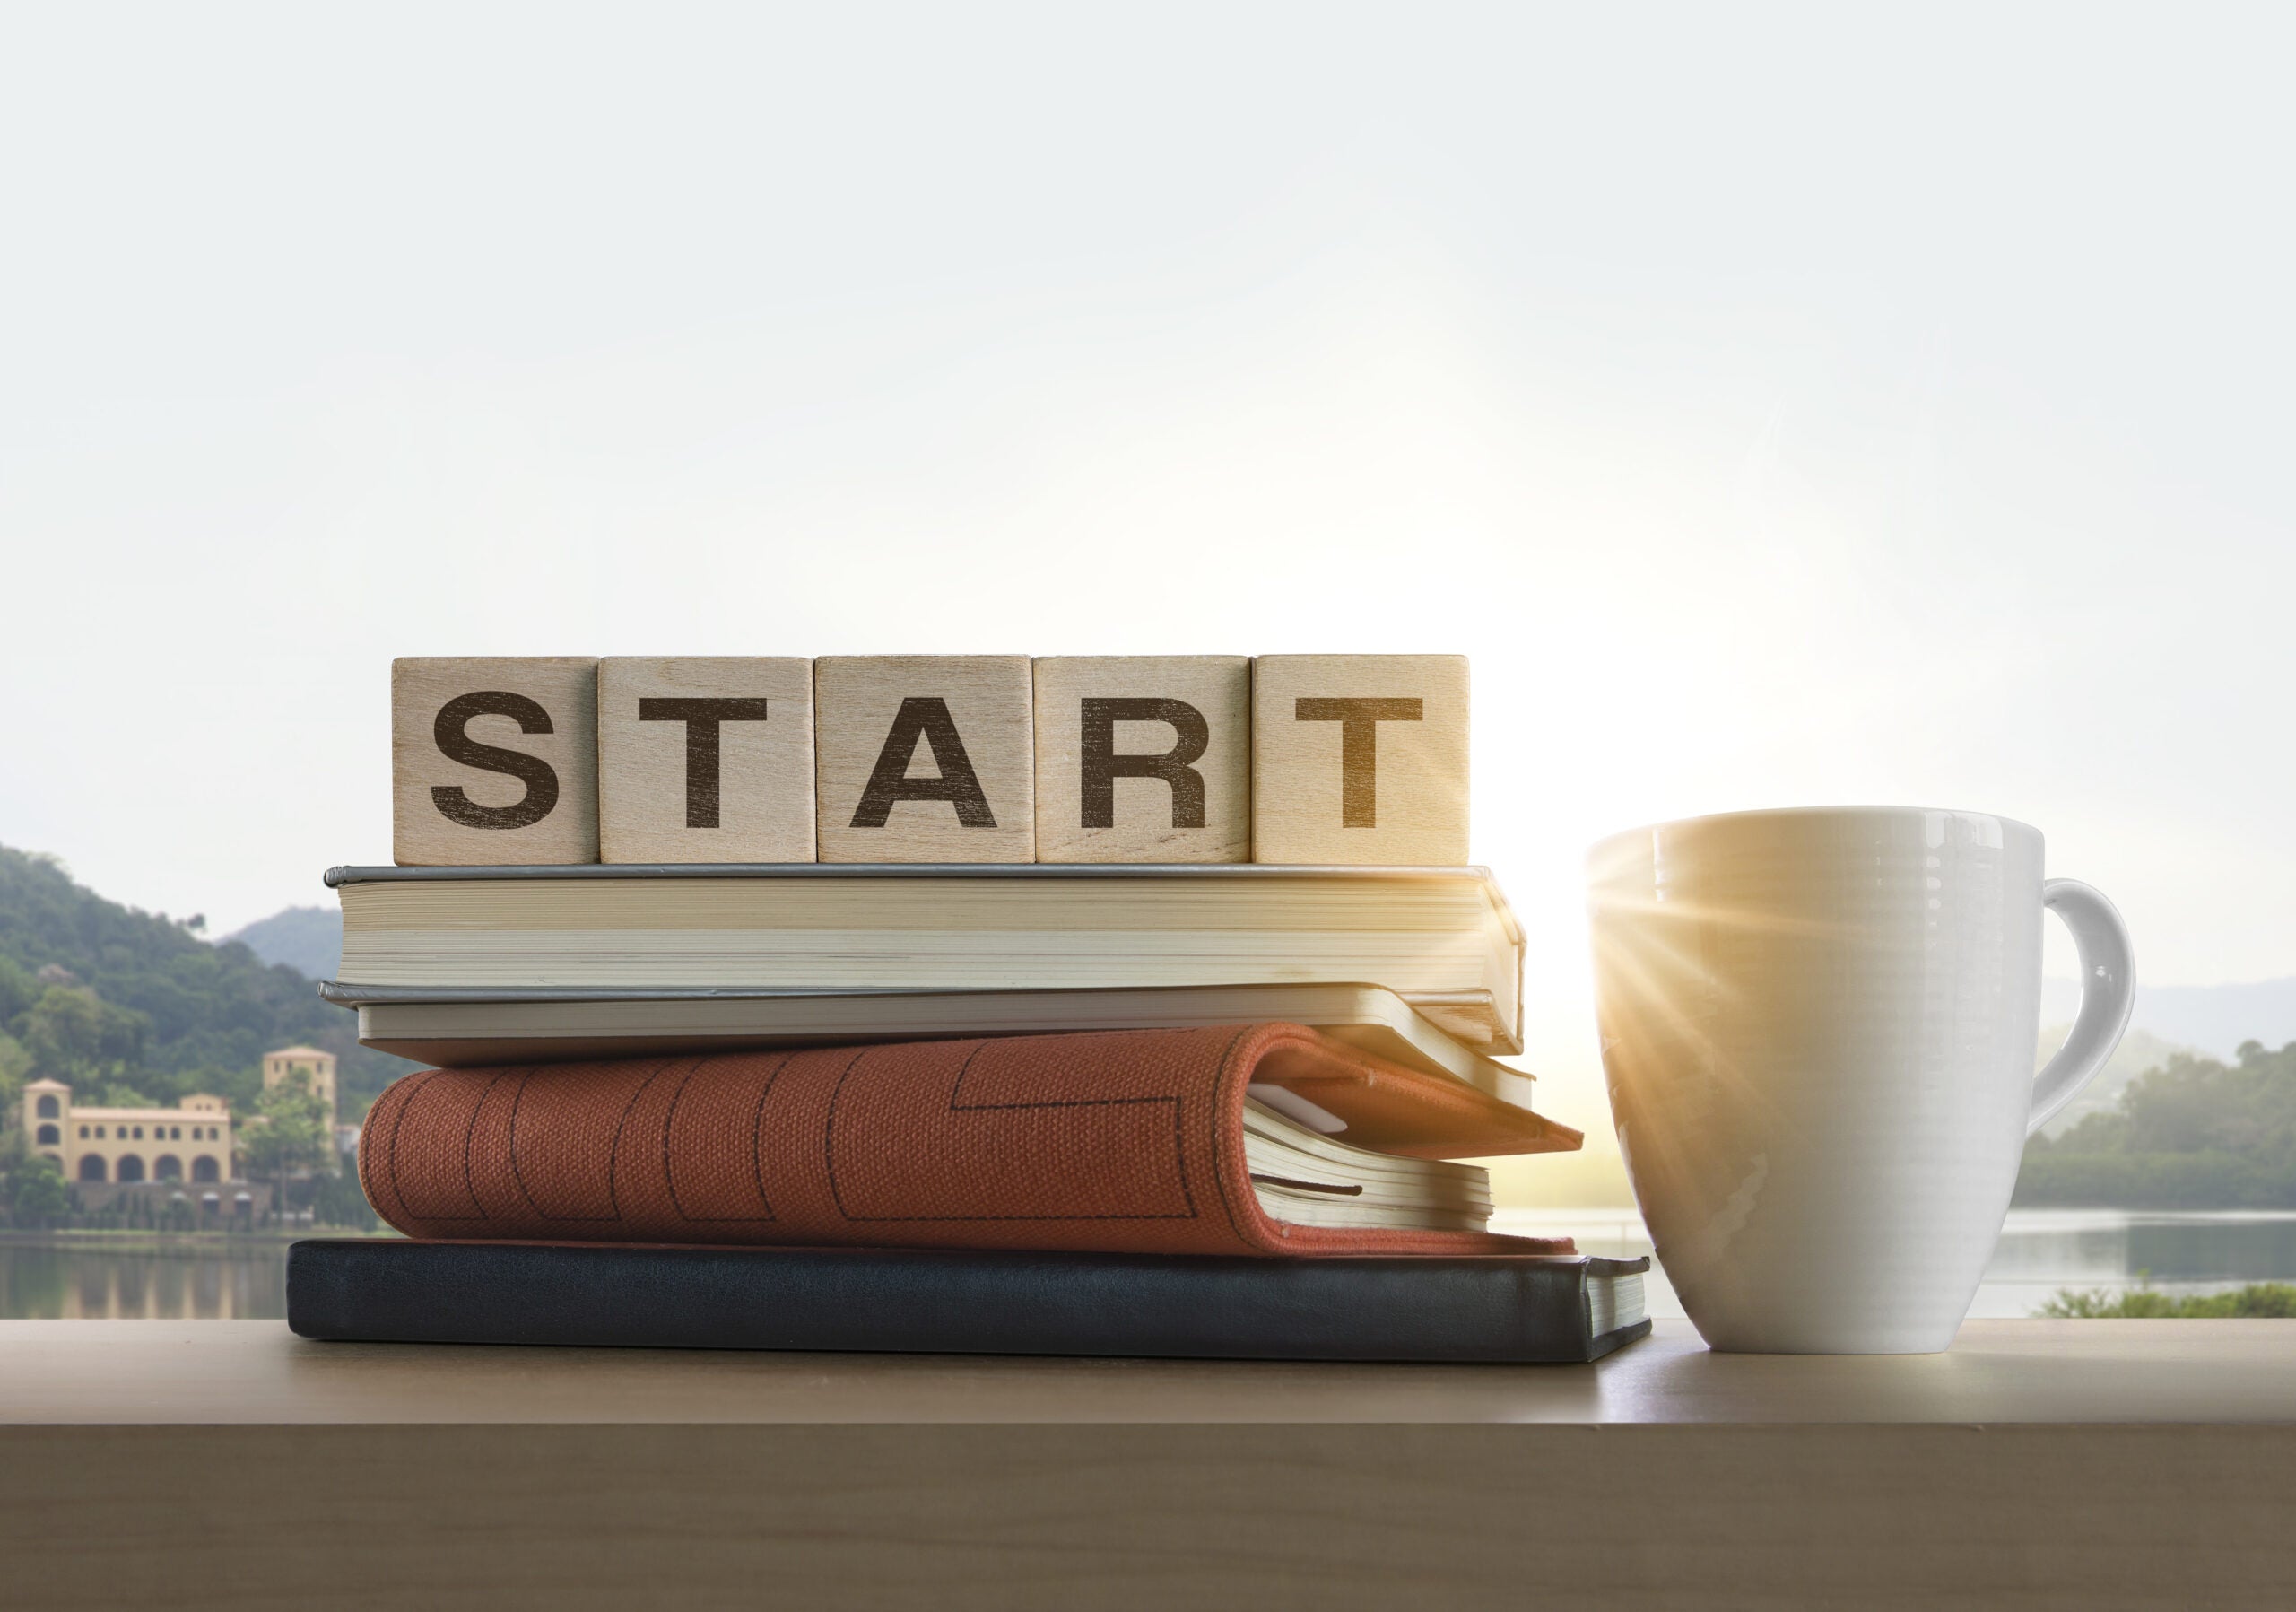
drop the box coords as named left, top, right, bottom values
left=36, top=1124, right=59, bottom=1146
left=154, top=1155, right=184, bottom=1181
left=36, top=1094, right=60, bottom=1119
left=117, top=1155, right=146, bottom=1183
left=192, top=1155, right=221, bottom=1183
left=79, top=1155, right=107, bottom=1182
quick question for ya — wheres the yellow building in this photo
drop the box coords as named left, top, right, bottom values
left=263, top=1045, right=338, bottom=1129
left=22, top=1079, right=234, bottom=1185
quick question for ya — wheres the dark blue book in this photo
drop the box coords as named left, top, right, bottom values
left=289, top=1239, right=1650, bottom=1364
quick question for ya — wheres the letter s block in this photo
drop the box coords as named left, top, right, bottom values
left=814, top=656, right=1034, bottom=863
left=392, top=658, right=600, bottom=866
left=1250, top=655, right=1469, bottom=865
left=1033, top=657, right=1250, bottom=863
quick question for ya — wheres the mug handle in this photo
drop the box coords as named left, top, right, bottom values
left=2029, top=879, right=2137, bottom=1136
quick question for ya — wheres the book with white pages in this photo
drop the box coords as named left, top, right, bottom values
left=323, top=863, right=1527, bottom=1053
left=1239, top=1099, right=1494, bottom=1233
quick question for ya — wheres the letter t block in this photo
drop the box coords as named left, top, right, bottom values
left=597, top=658, right=816, bottom=862
left=1249, top=655, right=1469, bottom=865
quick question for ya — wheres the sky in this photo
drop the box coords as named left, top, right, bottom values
left=3, top=4, right=2292, bottom=1168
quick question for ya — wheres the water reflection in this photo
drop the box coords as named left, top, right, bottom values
left=1494, top=1208, right=2296, bottom=1320
left=0, top=1237, right=287, bottom=1319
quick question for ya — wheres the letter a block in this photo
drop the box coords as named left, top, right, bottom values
left=1033, top=657, right=1250, bottom=863
left=392, top=657, right=600, bottom=866
left=815, top=656, right=1034, bottom=863
left=1249, top=655, right=1469, bottom=865
left=597, top=658, right=815, bottom=863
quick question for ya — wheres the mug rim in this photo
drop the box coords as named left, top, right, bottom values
left=1586, top=804, right=2042, bottom=865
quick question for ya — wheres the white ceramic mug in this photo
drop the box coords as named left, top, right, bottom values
left=1587, top=806, right=2134, bottom=1354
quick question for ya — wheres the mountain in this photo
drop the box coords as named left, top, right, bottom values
left=2042, top=976, right=2296, bottom=1061
left=225, top=905, right=343, bottom=981
left=0, top=845, right=414, bottom=1120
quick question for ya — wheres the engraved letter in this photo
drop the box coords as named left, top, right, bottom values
left=851, top=697, right=996, bottom=828
left=430, top=692, right=559, bottom=830
left=637, top=698, right=773, bottom=827
left=1079, top=698, right=1208, bottom=829
left=1292, top=697, right=1422, bottom=827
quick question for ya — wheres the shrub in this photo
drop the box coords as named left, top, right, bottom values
left=2037, top=1282, right=2296, bottom=1318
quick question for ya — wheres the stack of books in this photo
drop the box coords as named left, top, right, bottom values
left=291, top=656, right=1648, bottom=1363
left=300, top=863, right=1647, bottom=1360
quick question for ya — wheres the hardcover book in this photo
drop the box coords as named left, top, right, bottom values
left=288, top=1240, right=1651, bottom=1364
left=326, top=982, right=1547, bottom=1118
left=357, top=1024, right=1578, bottom=1256
left=326, top=862, right=1528, bottom=1052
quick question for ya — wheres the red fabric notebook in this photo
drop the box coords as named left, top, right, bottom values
left=359, top=1023, right=1576, bottom=1258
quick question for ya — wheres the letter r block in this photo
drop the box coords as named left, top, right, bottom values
left=597, top=658, right=815, bottom=863
left=1249, top=655, right=1469, bottom=865
left=815, top=656, right=1034, bottom=863
left=391, top=657, right=600, bottom=866
left=1033, top=657, right=1250, bottom=863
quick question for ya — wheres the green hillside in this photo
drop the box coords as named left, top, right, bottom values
left=0, top=845, right=414, bottom=1124
left=2018, top=1039, right=2296, bottom=1207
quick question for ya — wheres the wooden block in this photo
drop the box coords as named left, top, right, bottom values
left=596, top=658, right=815, bottom=864
left=815, top=657, right=1034, bottom=863
left=392, top=658, right=599, bottom=866
left=1032, top=658, right=1250, bottom=864
left=1250, top=655, right=1468, bottom=865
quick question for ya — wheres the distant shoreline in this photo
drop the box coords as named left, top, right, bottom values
left=0, top=1228, right=396, bottom=1250
left=2015, top=1155, right=2296, bottom=1213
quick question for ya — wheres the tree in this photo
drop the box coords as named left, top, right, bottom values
left=239, top=1067, right=334, bottom=1216
left=12, top=1156, right=68, bottom=1226
left=0, top=1029, right=30, bottom=1118
left=13, top=983, right=148, bottom=1083
left=1, top=1131, right=69, bottom=1228
left=312, top=1168, right=379, bottom=1232
left=2020, top=1040, right=2296, bottom=1207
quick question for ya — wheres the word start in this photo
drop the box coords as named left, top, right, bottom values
left=391, top=655, right=1469, bottom=867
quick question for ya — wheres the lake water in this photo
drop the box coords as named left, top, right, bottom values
left=0, top=1236, right=287, bottom=1319
left=6, top=1213, right=2296, bottom=1320
left=1494, top=1207, right=2296, bottom=1319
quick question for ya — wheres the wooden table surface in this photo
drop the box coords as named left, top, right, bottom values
left=3, top=1316, right=2293, bottom=1425
left=5, top=1319, right=2293, bottom=1611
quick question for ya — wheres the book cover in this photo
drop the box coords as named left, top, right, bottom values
left=359, top=1024, right=1576, bottom=1257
